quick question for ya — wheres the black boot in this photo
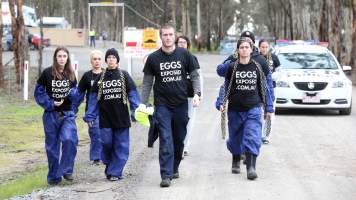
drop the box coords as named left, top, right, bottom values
left=231, top=154, right=241, bottom=174
left=246, top=153, right=258, bottom=180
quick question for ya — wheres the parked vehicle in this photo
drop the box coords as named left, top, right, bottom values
left=274, top=44, right=352, bottom=115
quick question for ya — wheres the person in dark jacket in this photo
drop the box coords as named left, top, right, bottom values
left=258, top=39, right=280, bottom=144
left=217, top=37, right=274, bottom=180
left=75, top=50, right=103, bottom=164
left=84, top=48, right=140, bottom=181
left=34, top=46, right=78, bottom=185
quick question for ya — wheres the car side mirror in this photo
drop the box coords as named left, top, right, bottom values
left=342, top=65, right=352, bottom=71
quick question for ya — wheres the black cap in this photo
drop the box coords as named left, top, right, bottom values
left=105, top=48, right=120, bottom=63
left=240, top=31, right=255, bottom=44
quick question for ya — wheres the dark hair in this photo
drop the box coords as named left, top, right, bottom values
left=52, top=46, right=75, bottom=81
left=236, top=37, right=253, bottom=49
left=240, top=31, right=255, bottom=44
left=159, top=23, right=176, bottom=36
left=105, top=48, right=120, bottom=63
left=175, top=35, right=191, bottom=49
left=258, top=39, right=269, bottom=47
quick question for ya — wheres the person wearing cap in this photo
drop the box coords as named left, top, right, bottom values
left=141, top=24, right=201, bottom=187
left=34, top=46, right=78, bottom=185
left=259, top=39, right=280, bottom=144
left=74, top=50, right=103, bottom=165
left=175, top=35, right=203, bottom=158
left=84, top=48, right=140, bottom=181
left=217, top=36, right=274, bottom=180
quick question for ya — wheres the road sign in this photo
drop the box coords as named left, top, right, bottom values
left=143, top=28, right=158, bottom=49
left=124, top=28, right=160, bottom=58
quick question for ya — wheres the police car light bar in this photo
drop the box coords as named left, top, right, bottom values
left=275, top=40, right=328, bottom=47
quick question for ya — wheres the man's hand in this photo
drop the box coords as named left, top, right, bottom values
left=192, top=94, right=200, bottom=107
left=54, top=99, right=64, bottom=107
left=88, top=121, right=94, bottom=128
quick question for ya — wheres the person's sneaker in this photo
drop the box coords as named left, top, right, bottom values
left=172, top=172, right=179, bottom=179
left=63, top=174, right=74, bottom=181
left=262, top=138, right=270, bottom=144
left=92, top=159, right=101, bottom=165
left=160, top=178, right=171, bottom=187
left=109, top=176, right=121, bottom=181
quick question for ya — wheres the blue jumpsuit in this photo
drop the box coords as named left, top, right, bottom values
left=34, top=68, right=78, bottom=184
left=75, top=71, right=102, bottom=162
left=216, top=55, right=274, bottom=157
left=84, top=69, right=140, bottom=179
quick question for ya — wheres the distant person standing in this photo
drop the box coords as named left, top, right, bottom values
left=141, top=24, right=201, bottom=187
left=259, top=39, right=280, bottom=144
left=75, top=50, right=103, bottom=164
left=89, top=28, right=96, bottom=48
left=101, top=31, right=108, bottom=48
left=175, top=35, right=202, bottom=157
left=34, top=46, right=78, bottom=185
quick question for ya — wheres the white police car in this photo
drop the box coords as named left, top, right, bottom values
left=273, top=44, right=352, bottom=115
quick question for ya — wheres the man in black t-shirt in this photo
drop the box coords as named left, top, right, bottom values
left=141, top=24, right=201, bottom=187
left=75, top=50, right=103, bottom=164
left=84, top=48, right=140, bottom=181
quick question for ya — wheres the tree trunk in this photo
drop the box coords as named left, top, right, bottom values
left=0, top=0, right=3, bottom=88
left=9, top=0, right=23, bottom=85
left=162, top=0, right=169, bottom=24
left=181, top=0, right=187, bottom=35
left=171, top=0, right=177, bottom=28
left=351, top=0, right=356, bottom=82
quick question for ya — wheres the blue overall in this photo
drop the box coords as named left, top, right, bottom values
left=84, top=90, right=140, bottom=178
left=227, top=107, right=263, bottom=156
left=154, top=101, right=189, bottom=179
left=75, top=92, right=102, bottom=161
left=216, top=56, right=274, bottom=157
left=100, top=128, right=129, bottom=178
left=34, top=84, right=78, bottom=184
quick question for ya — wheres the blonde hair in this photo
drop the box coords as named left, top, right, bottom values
left=90, top=50, right=103, bottom=60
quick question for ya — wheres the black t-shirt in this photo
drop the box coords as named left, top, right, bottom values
left=226, top=61, right=261, bottom=112
left=143, top=47, right=197, bottom=106
left=78, top=70, right=101, bottom=111
left=37, top=67, right=77, bottom=112
left=92, top=68, right=136, bottom=129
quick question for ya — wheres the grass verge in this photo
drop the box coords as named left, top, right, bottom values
left=0, top=166, right=47, bottom=200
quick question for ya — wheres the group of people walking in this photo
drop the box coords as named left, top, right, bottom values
left=34, top=24, right=278, bottom=187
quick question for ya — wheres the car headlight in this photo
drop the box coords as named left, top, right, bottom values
left=332, top=81, right=345, bottom=88
left=276, top=81, right=290, bottom=88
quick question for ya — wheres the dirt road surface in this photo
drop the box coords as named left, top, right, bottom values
left=10, top=53, right=356, bottom=200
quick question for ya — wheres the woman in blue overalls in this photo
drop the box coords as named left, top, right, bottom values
left=217, top=38, right=274, bottom=180
left=34, top=46, right=78, bottom=185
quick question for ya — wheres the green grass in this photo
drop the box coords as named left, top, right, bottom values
left=0, top=166, right=47, bottom=200
left=0, top=94, right=89, bottom=199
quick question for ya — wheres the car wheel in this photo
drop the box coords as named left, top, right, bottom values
left=339, top=103, right=352, bottom=115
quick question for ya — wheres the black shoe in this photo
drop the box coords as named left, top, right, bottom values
left=246, top=153, right=258, bottom=180
left=172, top=172, right=179, bottom=179
left=231, top=154, right=241, bottom=174
left=92, top=159, right=101, bottom=165
left=160, top=178, right=171, bottom=187
left=63, top=174, right=74, bottom=181
left=262, top=138, right=270, bottom=144
left=48, top=181, right=60, bottom=186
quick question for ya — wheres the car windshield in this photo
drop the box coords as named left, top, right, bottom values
left=277, top=53, right=338, bottom=69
